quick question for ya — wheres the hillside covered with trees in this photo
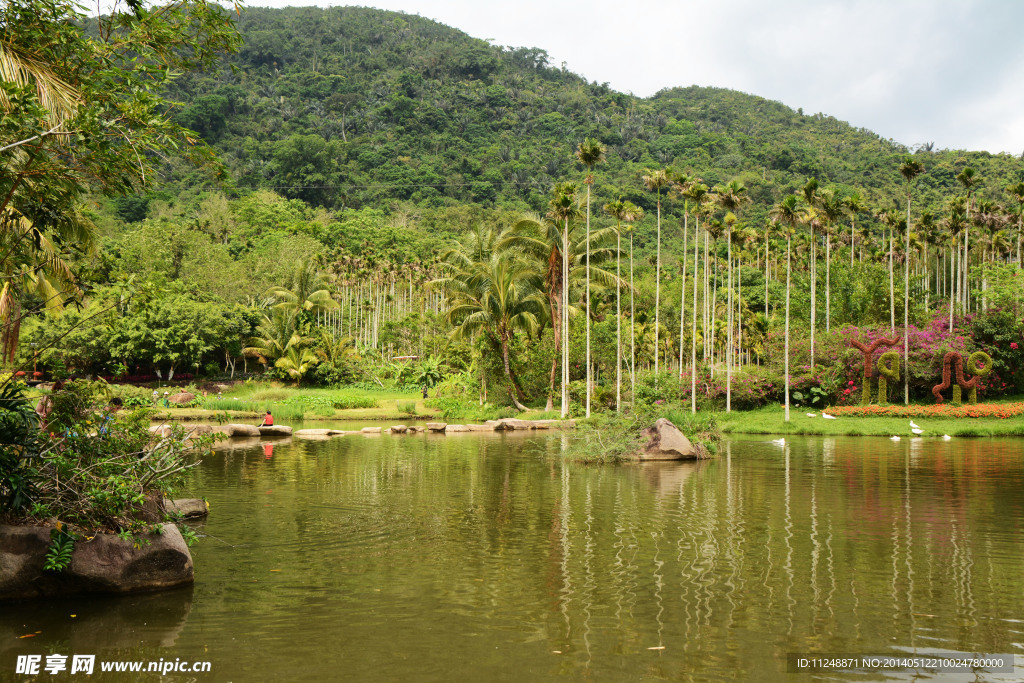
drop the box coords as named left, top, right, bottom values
left=6, top=3, right=1024, bottom=418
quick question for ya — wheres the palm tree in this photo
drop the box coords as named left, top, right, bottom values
left=878, top=208, right=903, bottom=334
left=642, top=168, right=671, bottom=379
left=1006, top=180, right=1024, bottom=267
left=672, top=172, right=695, bottom=379
left=265, top=258, right=339, bottom=316
left=434, top=227, right=546, bottom=411
left=713, top=179, right=750, bottom=411
left=916, top=210, right=937, bottom=311
left=682, top=181, right=709, bottom=412
left=275, top=343, right=319, bottom=386
left=956, top=167, right=979, bottom=312
left=843, top=191, right=865, bottom=268
left=603, top=199, right=643, bottom=412
left=816, top=188, right=846, bottom=334
left=770, top=195, right=801, bottom=423
left=800, top=179, right=820, bottom=365
left=899, top=157, right=924, bottom=404
left=576, top=138, right=606, bottom=418
left=942, top=204, right=967, bottom=331
left=0, top=206, right=95, bottom=364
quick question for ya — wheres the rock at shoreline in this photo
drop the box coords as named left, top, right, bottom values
left=0, top=524, right=193, bottom=601
left=445, top=424, right=470, bottom=433
left=426, top=422, right=447, bottom=432
left=163, top=498, right=208, bottom=519
left=167, top=392, right=196, bottom=405
left=361, top=427, right=382, bottom=434
left=466, top=424, right=492, bottom=431
left=390, top=425, right=408, bottom=433
left=636, top=418, right=699, bottom=460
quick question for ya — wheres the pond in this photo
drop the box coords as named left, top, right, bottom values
left=4, top=431, right=1023, bottom=681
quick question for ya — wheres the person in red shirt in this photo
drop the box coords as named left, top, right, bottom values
left=259, top=410, right=273, bottom=427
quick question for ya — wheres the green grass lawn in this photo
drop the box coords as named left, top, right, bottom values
left=716, top=405, right=1024, bottom=438
left=158, top=383, right=441, bottom=421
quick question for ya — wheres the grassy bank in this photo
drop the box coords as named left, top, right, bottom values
left=716, top=405, right=1024, bottom=438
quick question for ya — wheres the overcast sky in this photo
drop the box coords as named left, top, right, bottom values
left=247, top=0, right=1024, bottom=155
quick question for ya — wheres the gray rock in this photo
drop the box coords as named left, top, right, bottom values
left=390, top=425, right=408, bottom=433
left=425, top=422, right=448, bottom=432
left=294, top=429, right=333, bottom=437
left=167, top=392, right=196, bottom=405
left=445, top=424, right=470, bottom=432
left=226, top=423, right=260, bottom=437
left=258, top=425, right=293, bottom=436
left=495, top=418, right=534, bottom=430
left=636, top=418, right=699, bottom=460
left=466, top=424, right=493, bottom=431
left=163, top=498, right=208, bottom=519
left=406, top=426, right=423, bottom=433
left=0, top=524, right=193, bottom=601
left=361, top=427, right=382, bottom=434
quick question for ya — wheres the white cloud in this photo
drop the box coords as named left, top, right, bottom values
left=245, top=0, right=1024, bottom=154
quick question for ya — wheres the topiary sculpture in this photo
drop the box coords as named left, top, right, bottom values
left=965, top=351, right=993, bottom=405
left=933, top=351, right=992, bottom=406
left=850, top=336, right=900, bottom=406
left=876, top=351, right=900, bottom=405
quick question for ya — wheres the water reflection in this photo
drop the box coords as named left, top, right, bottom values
left=9, top=433, right=1022, bottom=681
left=1, top=588, right=193, bottom=657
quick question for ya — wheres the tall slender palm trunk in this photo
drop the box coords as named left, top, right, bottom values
left=810, top=227, right=816, bottom=366
left=561, top=217, right=569, bottom=418
left=726, top=231, right=733, bottom=412
left=904, top=201, right=911, bottom=405
left=678, top=211, right=688, bottom=378
left=616, top=229, right=622, bottom=413
left=784, top=233, right=792, bottom=422
left=691, top=220, right=700, bottom=413
left=825, top=233, right=831, bottom=332
left=889, top=226, right=896, bottom=333
left=654, top=197, right=662, bottom=379
left=585, top=183, right=592, bottom=418
left=629, top=233, right=635, bottom=403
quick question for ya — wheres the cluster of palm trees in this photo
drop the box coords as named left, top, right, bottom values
left=433, top=149, right=1023, bottom=418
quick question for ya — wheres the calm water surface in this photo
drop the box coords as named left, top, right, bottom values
left=3, top=431, right=1023, bottom=681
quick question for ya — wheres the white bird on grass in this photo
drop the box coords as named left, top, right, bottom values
left=909, top=420, right=921, bottom=430
left=911, top=428, right=924, bottom=435
left=890, top=435, right=901, bottom=441
left=822, top=412, right=837, bottom=420
left=771, top=438, right=786, bottom=446
left=806, top=413, right=817, bottom=418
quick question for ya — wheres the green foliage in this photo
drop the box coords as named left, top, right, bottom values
left=43, top=526, right=76, bottom=572
left=1, top=381, right=207, bottom=533
left=876, top=351, right=901, bottom=405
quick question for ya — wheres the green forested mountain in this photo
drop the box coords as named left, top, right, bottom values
left=10, top=2, right=1023, bottom=407
left=161, top=5, right=1020, bottom=219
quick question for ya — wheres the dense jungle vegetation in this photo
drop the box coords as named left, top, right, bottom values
left=4, top=3, right=1024, bottom=423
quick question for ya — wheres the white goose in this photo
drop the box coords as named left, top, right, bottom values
left=890, top=435, right=901, bottom=441
left=821, top=412, right=837, bottom=420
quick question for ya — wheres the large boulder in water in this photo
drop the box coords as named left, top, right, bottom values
left=226, top=424, right=260, bottom=437
left=0, top=524, right=193, bottom=601
left=258, top=425, right=292, bottom=436
left=636, top=418, right=700, bottom=461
